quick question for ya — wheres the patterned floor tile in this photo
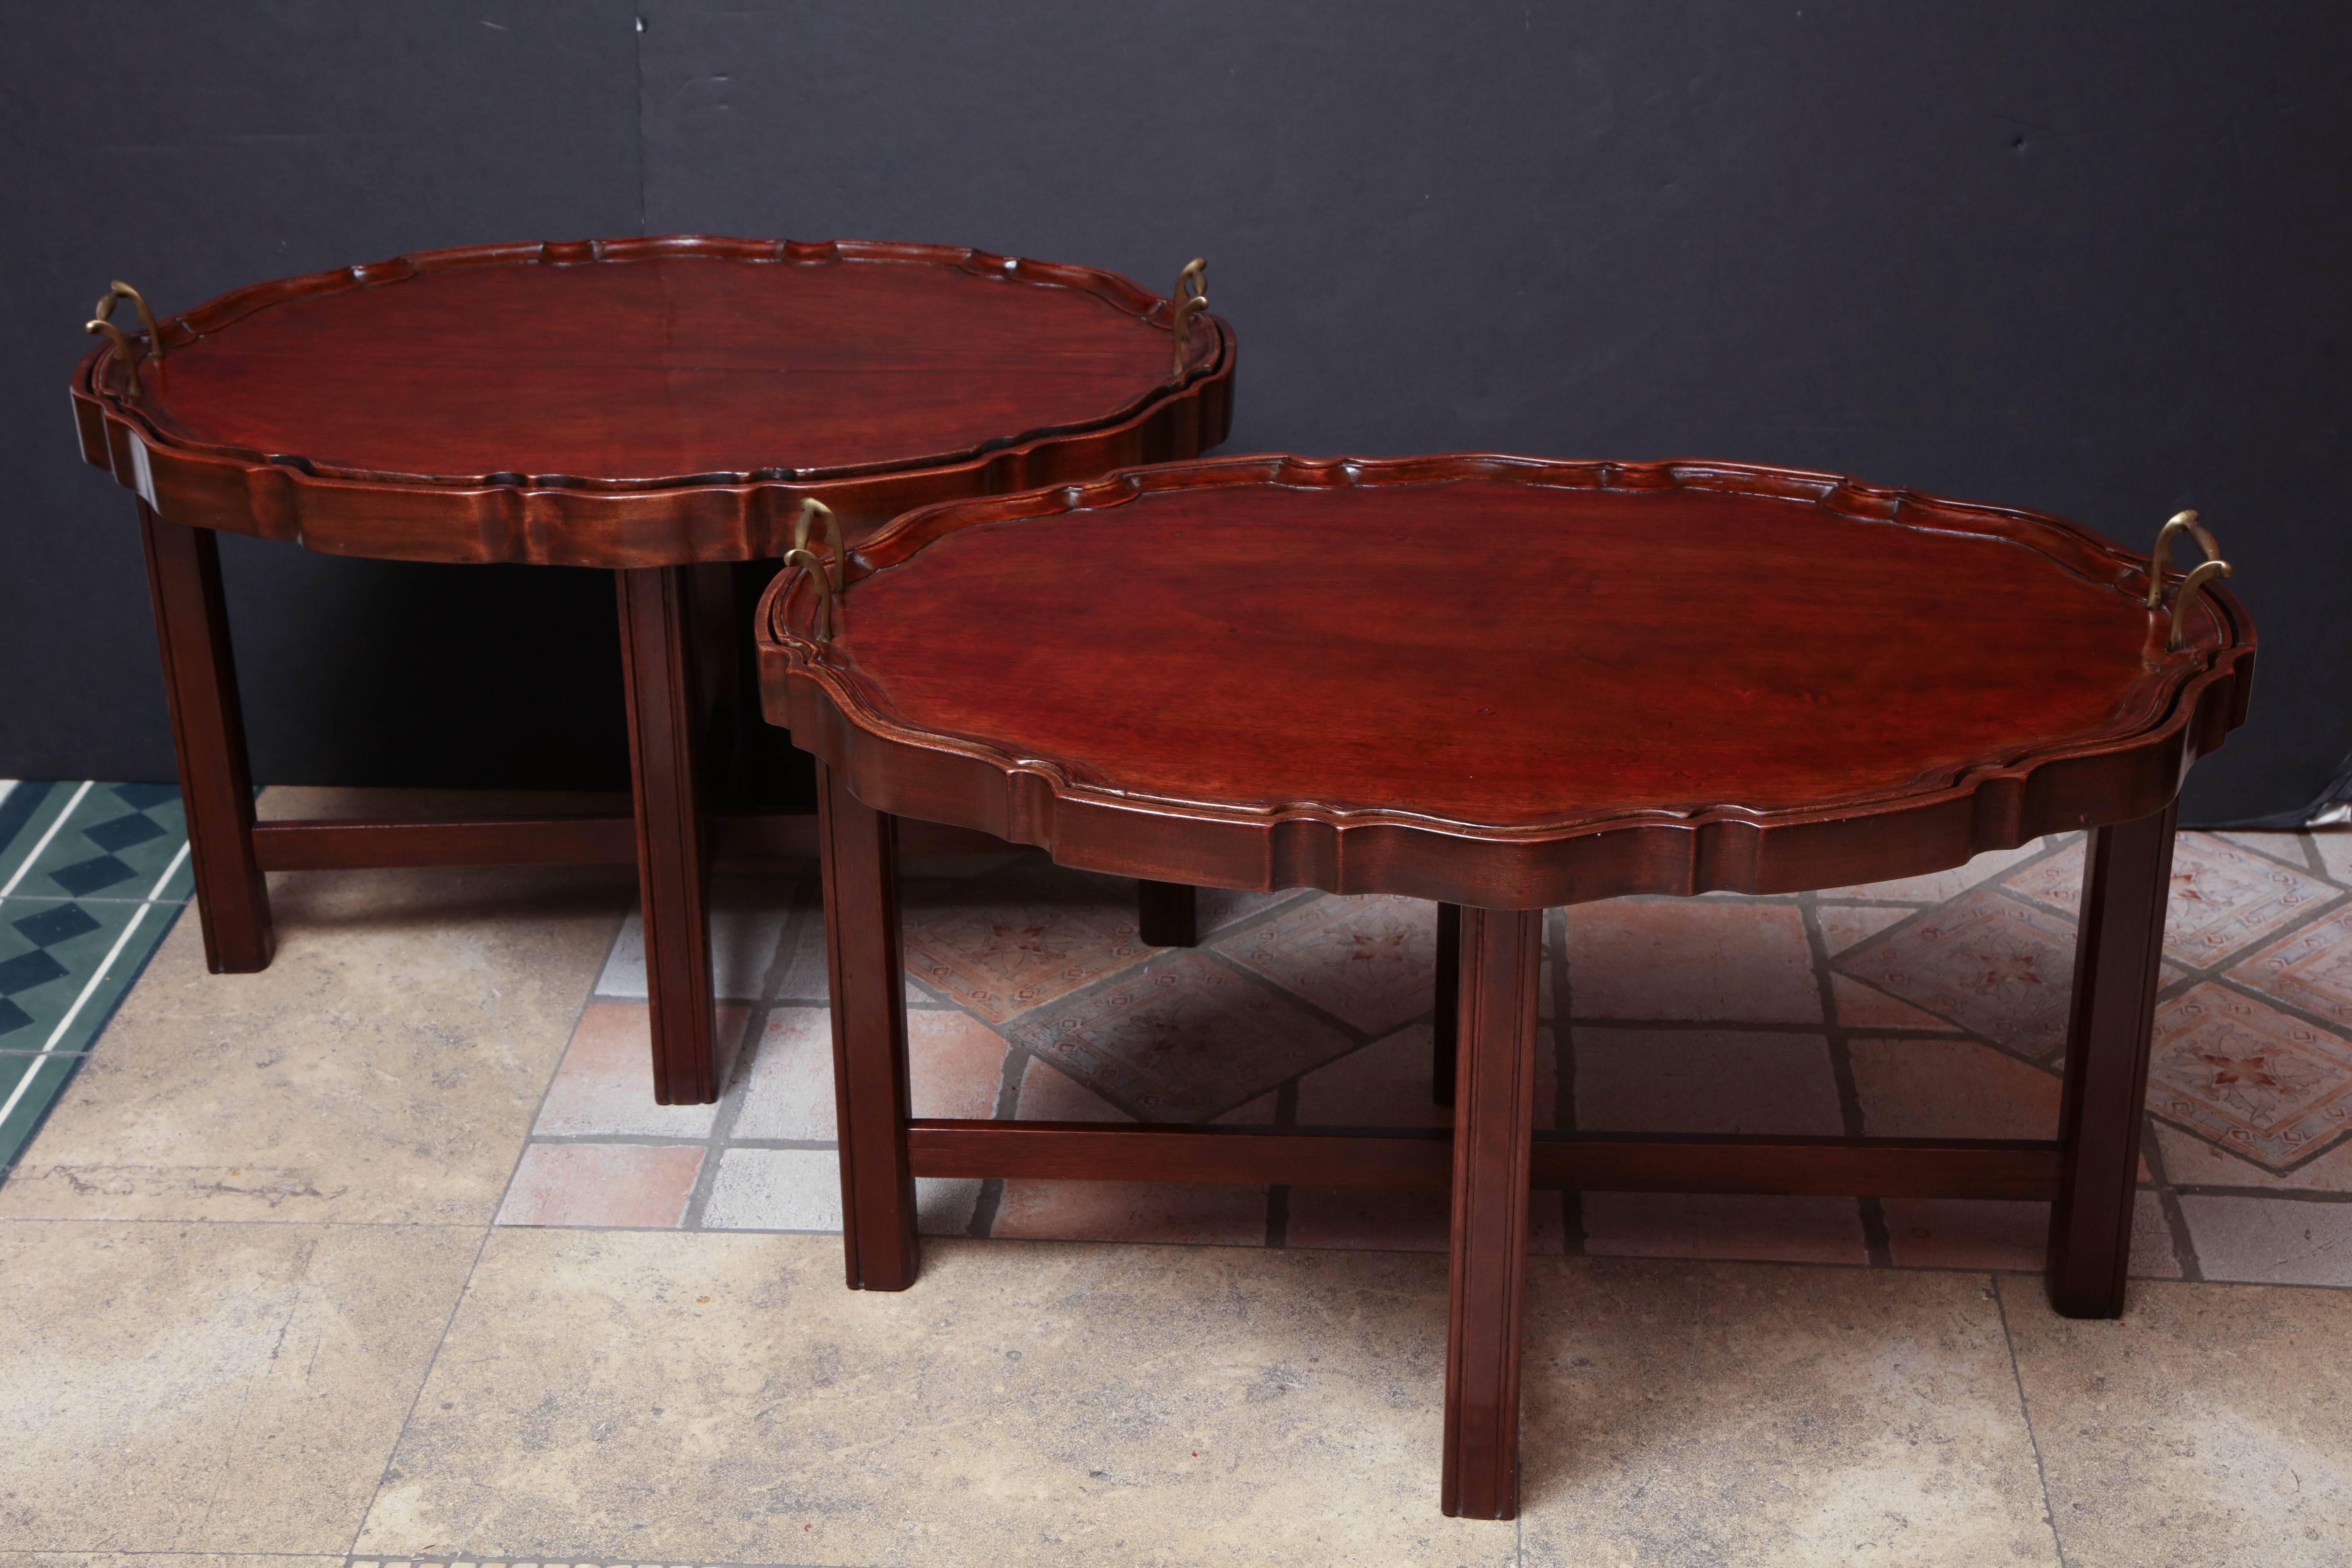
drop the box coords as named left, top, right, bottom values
left=1810, top=836, right=2069, bottom=902
left=1564, top=899, right=1822, bottom=1022
left=1580, top=1192, right=1869, bottom=1264
left=2177, top=1194, right=2352, bottom=1285
left=2152, top=1119, right=2352, bottom=1192
left=2228, top=902, right=2352, bottom=1026
left=1215, top=893, right=1440, bottom=1035
left=496, top=1143, right=705, bottom=1227
left=0, top=780, right=191, bottom=903
left=1834, top=887, right=2083, bottom=1059
left=1009, top=1054, right=1128, bottom=1120
left=1815, top=902, right=1919, bottom=956
left=2314, top=830, right=2352, bottom=886
left=1828, top=972, right=1954, bottom=1030
left=1008, top=949, right=1352, bottom=1122
left=1295, top=1021, right=1559, bottom=1131
left=532, top=1000, right=749, bottom=1138
left=2147, top=984, right=2352, bottom=1170
left=2007, top=832, right=2340, bottom=969
left=1572, top=1026, right=1842, bottom=1135
left=1849, top=1037, right=2060, bottom=1140
left=900, top=860, right=1149, bottom=1022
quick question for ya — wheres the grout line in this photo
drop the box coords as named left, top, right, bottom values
left=1803, top=892, right=1890, bottom=1264
left=2136, top=1113, right=2204, bottom=1281
left=1991, top=1275, right=2071, bottom=1568
left=0, top=779, right=94, bottom=895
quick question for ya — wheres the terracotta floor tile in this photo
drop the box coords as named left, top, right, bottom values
left=2228, top=902, right=2352, bottom=1026
left=1814, top=902, right=1918, bottom=956
left=1850, top=1037, right=2060, bottom=1139
left=730, top=1006, right=834, bottom=1140
left=532, top=1001, right=749, bottom=1138
left=990, top=1179, right=1269, bottom=1244
left=2146, top=983, right=2352, bottom=1170
left=2153, top=1118, right=2352, bottom=1193
left=907, top=1009, right=1010, bottom=1119
left=1563, top=900, right=1822, bottom=1022
left=1285, top=1185, right=1567, bottom=1254
left=1007, top=949, right=1351, bottom=1121
left=1811, top=837, right=2067, bottom=902
left=1834, top=887, right=2080, bottom=1058
left=2009, top=832, right=2340, bottom=969
left=900, top=861, right=1149, bottom=1022
left=1882, top=1192, right=2178, bottom=1276
left=1573, top=1026, right=1842, bottom=1135
left=1297, top=1021, right=1558, bottom=1131
left=2178, top=1194, right=2352, bottom=1285
left=1216, top=893, right=1441, bottom=1036
left=495, top=1143, right=704, bottom=1228
left=1580, top=1192, right=1868, bottom=1264
left=1009, top=1055, right=1128, bottom=1121
left=1827, top=972, right=1952, bottom=1029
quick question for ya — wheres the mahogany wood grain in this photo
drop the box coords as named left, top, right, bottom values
left=1135, top=879, right=1198, bottom=947
left=762, top=454, right=2252, bottom=910
left=819, top=763, right=919, bottom=1292
left=2048, top=801, right=2180, bottom=1316
left=1443, top=907, right=1542, bottom=1520
left=71, top=236, right=1235, bottom=564
left=137, top=504, right=271, bottom=971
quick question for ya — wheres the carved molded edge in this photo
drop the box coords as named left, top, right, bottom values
left=753, top=454, right=2256, bottom=908
left=69, top=235, right=1234, bottom=563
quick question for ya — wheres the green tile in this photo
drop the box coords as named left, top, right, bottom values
left=3, top=781, right=189, bottom=903
left=0, top=1050, right=87, bottom=1169
left=0, top=897, right=175, bottom=1053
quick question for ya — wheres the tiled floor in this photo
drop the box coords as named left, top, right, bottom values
left=4, top=786, right=2351, bottom=1566
left=0, top=778, right=191, bottom=1166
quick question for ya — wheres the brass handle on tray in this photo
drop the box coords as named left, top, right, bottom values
left=85, top=280, right=163, bottom=397
left=784, top=498, right=843, bottom=641
left=783, top=548, right=835, bottom=642
left=2146, top=509, right=2231, bottom=652
left=1170, top=258, right=1208, bottom=379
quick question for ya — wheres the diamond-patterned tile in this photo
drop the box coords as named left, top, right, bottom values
left=901, top=861, right=1149, bottom=1022
left=2146, top=984, right=2352, bottom=1170
left=0, top=895, right=157, bottom=1050
left=1008, top=949, right=1352, bottom=1121
left=1563, top=899, right=1822, bottom=1023
left=1810, top=836, right=2071, bottom=902
left=2228, top=902, right=2352, bottom=1027
left=1834, top=888, right=2083, bottom=1059
left=2007, top=832, right=2340, bottom=969
left=1215, top=892, right=1439, bottom=1035
left=3, top=781, right=187, bottom=902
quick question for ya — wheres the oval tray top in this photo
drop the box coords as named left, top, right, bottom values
left=757, top=454, right=2255, bottom=906
left=69, top=236, right=1233, bottom=565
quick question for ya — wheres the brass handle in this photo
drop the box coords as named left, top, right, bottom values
left=2146, top=508, right=2231, bottom=651
left=86, top=280, right=164, bottom=397
left=783, top=547, right=836, bottom=641
left=791, top=497, right=842, bottom=591
left=1169, top=257, right=1208, bottom=379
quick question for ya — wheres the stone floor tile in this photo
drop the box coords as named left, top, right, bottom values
left=1827, top=972, right=1953, bottom=1030
left=0, top=1220, right=475, bottom=1552
left=1216, top=893, right=1441, bottom=1036
left=1573, top=1027, right=1842, bottom=1135
left=1009, top=949, right=1351, bottom=1122
left=1580, top=1192, right=1868, bottom=1264
left=2147, top=983, right=2352, bottom=1169
left=1284, top=1186, right=1566, bottom=1256
left=0, top=1557, right=332, bottom=1568
left=1297, top=1022, right=1559, bottom=1131
left=2178, top=1194, right=2352, bottom=1285
left=992, top=1179, right=1270, bottom=1245
left=595, top=875, right=797, bottom=1003
left=354, top=1231, right=1515, bottom=1567
left=1520, top=1261, right=2060, bottom=1565
left=1813, top=902, right=1918, bottom=956
left=496, top=1144, right=704, bottom=1228
left=532, top=1002, right=749, bottom=1138
left=771, top=900, right=929, bottom=1005
left=900, top=860, right=1149, bottom=1022
left=1810, top=836, right=2069, bottom=902
left=2153, top=1119, right=2352, bottom=1193
left=2227, top=902, right=2352, bottom=1027
left=0, top=860, right=629, bottom=1224
left=2312, top=829, right=2352, bottom=886
left=1882, top=1191, right=2178, bottom=1276
left=2009, top=832, right=2340, bottom=970
left=729, top=1006, right=831, bottom=1140
left=699, top=1147, right=839, bottom=1231
left=2001, top=1275, right=2352, bottom=1566
left=1851, top=1036, right=2061, bottom=1139
left=1835, top=887, right=2082, bottom=1059
left=1563, top=900, right=1822, bottom=1022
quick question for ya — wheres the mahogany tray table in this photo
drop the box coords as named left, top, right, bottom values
left=754, top=453, right=2253, bottom=1519
left=69, top=236, right=1234, bottom=1102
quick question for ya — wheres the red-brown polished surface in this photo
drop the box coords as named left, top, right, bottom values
left=761, top=455, right=2254, bottom=905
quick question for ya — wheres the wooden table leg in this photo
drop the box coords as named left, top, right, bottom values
left=817, top=762, right=920, bottom=1290
left=136, top=503, right=272, bottom=973
left=1443, top=905, right=1542, bottom=1520
left=2047, top=800, right=2179, bottom=1318
left=1137, top=880, right=1198, bottom=947
left=617, top=566, right=719, bottom=1105
left=1431, top=902, right=1462, bottom=1107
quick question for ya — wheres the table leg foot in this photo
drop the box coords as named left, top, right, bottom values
left=1137, top=880, right=1198, bottom=947
left=137, top=504, right=272, bottom=973
left=2047, top=801, right=2178, bottom=1319
left=617, top=566, right=719, bottom=1106
left=1442, top=906, right=1541, bottom=1520
left=819, top=762, right=919, bottom=1291
left=1432, top=902, right=1462, bottom=1108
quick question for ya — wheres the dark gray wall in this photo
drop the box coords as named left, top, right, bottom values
left=9, top=2, right=2347, bottom=820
